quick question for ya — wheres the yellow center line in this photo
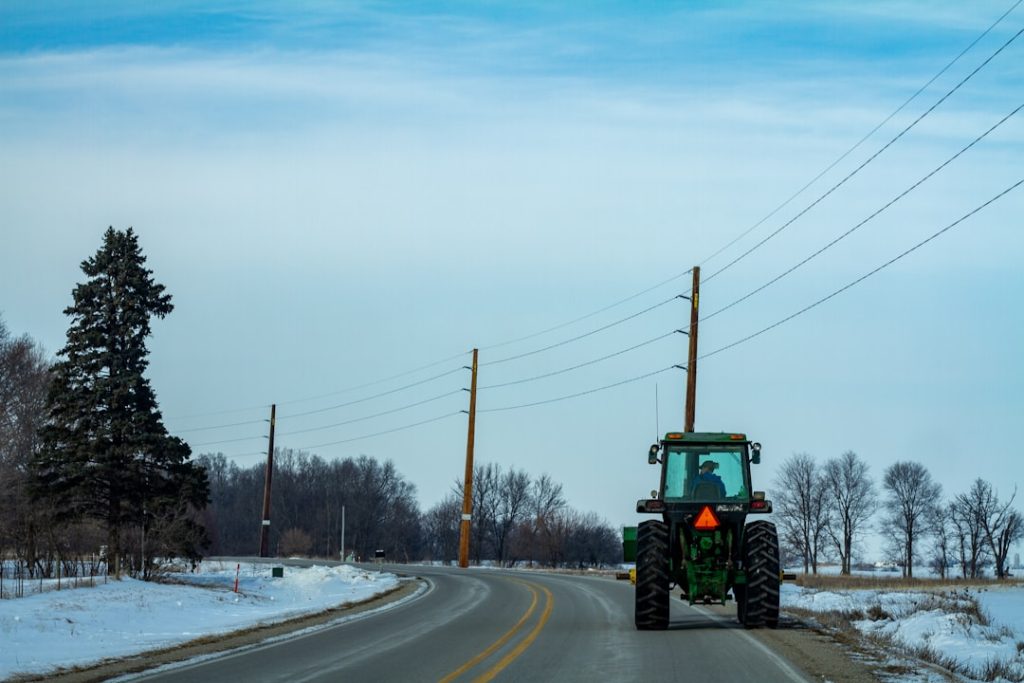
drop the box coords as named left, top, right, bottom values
left=472, top=583, right=554, bottom=683
left=438, top=580, right=539, bottom=683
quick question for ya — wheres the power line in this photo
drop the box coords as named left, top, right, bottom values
left=696, top=0, right=1024, bottom=272
left=699, top=178, right=1024, bottom=361
left=481, top=294, right=685, bottom=367
left=284, top=411, right=464, bottom=451
left=478, top=330, right=685, bottom=390
left=277, top=365, right=466, bottom=420
left=479, top=365, right=683, bottom=412
left=167, top=403, right=269, bottom=422
left=702, top=101, right=1024, bottom=323
left=173, top=417, right=268, bottom=434
left=166, top=353, right=469, bottom=424
left=192, top=450, right=267, bottom=459
left=479, top=269, right=693, bottom=352
left=190, top=433, right=266, bottom=448
left=274, top=349, right=470, bottom=407
left=703, top=23, right=1024, bottom=286
left=275, top=389, right=464, bottom=437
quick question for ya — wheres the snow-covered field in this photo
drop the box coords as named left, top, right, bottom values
left=0, top=561, right=399, bottom=680
left=783, top=581, right=1024, bottom=682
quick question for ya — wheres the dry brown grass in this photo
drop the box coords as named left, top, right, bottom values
left=793, top=572, right=1021, bottom=591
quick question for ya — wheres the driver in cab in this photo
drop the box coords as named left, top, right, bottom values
left=692, top=459, right=726, bottom=498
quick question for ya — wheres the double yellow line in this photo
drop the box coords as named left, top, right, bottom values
left=438, top=578, right=554, bottom=683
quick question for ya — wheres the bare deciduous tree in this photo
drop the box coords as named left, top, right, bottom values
left=924, top=504, right=953, bottom=579
left=527, top=473, right=566, bottom=567
left=967, top=480, right=1023, bottom=579
left=773, top=453, right=829, bottom=574
left=0, top=318, right=51, bottom=574
left=422, top=493, right=461, bottom=564
left=823, top=451, right=876, bottom=575
left=951, top=481, right=991, bottom=578
left=491, top=467, right=531, bottom=567
left=883, top=461, right=941, bottom=578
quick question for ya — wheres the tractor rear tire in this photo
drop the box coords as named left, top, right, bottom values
left=742, top=520, right=780, bottom=629
left=635, top=520, right=670, bottom=630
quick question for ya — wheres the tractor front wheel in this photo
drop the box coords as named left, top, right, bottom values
left=741, top=520, right=780, bottom=629
left=634, top=520, right=670, bottom=630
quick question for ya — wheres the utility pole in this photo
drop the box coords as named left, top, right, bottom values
left=341, top=505, right=346, bottom=562
left=259, top=403, right=276, bottom=557
left=458, top=348, right=479, bottom=569
left=684, top=267, right=700, bottom=432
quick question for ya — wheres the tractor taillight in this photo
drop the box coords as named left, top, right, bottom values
left=750, top=500, right=767, bottom=511
left=694, top=505, right=720, bottom=530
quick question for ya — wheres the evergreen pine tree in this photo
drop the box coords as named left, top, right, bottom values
left=31, top=227, right=209, bottom=577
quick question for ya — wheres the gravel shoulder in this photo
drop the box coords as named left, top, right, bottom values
left=693, top=602, right=898, bottom=683
left=750, top=613, right=893, bottom=683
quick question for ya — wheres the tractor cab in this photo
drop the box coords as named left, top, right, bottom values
left=636, top=432, right=769, bottom=515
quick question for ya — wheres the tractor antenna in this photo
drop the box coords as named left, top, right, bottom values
left=655, top=382, right=660, bottom=440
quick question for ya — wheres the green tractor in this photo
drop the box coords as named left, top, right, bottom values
left=623, top=431, right=780, bottom=630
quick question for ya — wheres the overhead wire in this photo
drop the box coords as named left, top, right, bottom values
left=284, top=411, right=464, bottom=451
left=479, top=269, right=694, bottom=352
left=173, top=418, right=267, bottom=434
left=699, top=178, right=1024, bottom=361
left=276, top=365, right=466, bottom=420
left=275, top=389, right=464, bottom=437
left=703, top=24, right=1024, bottom=286
left=481, top=294, right=684, bottom=367
left=701, top=101, right=1024, bottom=323
left=696, top=0, right=1024, bottom=271
left=274, top=349, right=470, bottom=407
left=166, top=403, right=269, bottom=421
left=191, top=449, right=267, bottom=459
left=478, top=365, right=683, bottom=412
left=478, top=330, right=685, bottom=390
left=191, top=433, right=267, bottom=448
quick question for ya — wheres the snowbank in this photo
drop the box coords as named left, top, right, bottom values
left=782, top=582, right=1024, bottom=681
left=0, top=561, right=399, bottom=679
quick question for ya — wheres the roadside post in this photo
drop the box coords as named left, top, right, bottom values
left=374, top=549, right=385, bottom=573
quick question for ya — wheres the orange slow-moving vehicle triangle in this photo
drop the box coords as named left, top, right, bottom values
left=694, top=505, right=720, bottom=530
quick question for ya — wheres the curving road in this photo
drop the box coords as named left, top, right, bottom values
left=137, top=563, right=810, bottom=683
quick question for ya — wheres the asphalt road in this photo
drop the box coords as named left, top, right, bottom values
left=137, top=563, right=811, bottom=683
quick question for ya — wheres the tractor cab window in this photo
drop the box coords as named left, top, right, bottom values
left=663, top=447, right=749, bottom=501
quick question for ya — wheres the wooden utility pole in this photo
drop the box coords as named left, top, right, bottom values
left=684, top=267, right=700, bottom=432
left=458, top=348, right=479, bottom=569
left=259, top=403, right=276, bottom=557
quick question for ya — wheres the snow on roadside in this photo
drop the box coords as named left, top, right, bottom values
left=783, top=583, right=1024, bottom=682
left=0, top=561, right=399, bottom=680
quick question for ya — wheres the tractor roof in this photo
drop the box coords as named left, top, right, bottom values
left=662, top=431, right=747, bottom=443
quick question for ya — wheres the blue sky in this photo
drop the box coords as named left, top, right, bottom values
left=2, top=1, right=1022, bottom=562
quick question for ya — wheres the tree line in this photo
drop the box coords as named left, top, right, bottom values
left=198, top=449, right=622, bottom=569
left=773, top=451, right=1024, bottom=578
